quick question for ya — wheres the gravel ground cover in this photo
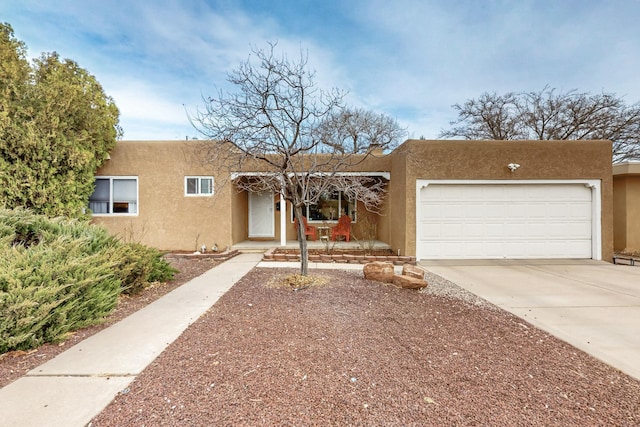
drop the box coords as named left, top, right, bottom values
left=89, top=267, right=640, bottom=426
left=0, top=256, right=221, bottom=388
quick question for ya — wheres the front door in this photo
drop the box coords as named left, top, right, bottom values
left=248, top=191, right=274, bottom=238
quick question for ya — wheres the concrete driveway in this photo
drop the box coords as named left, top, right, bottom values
left=420, top=259, right=640, bottom=381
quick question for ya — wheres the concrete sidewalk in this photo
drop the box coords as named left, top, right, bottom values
left=422, top=260, right=640, bottom=381
left=0, top=253, right=262, bottom=427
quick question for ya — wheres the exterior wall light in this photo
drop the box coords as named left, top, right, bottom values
left=507, top=163, right=520, bottom=172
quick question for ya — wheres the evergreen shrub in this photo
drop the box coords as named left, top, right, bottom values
left=0, top=208, right=176, bottom=353
left=113, top=242, right=176, bottom=295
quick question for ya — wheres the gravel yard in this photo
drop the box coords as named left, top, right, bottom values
left=88, top=266, right=640, bottom=426
left=0, top=256, right=221, bottom=389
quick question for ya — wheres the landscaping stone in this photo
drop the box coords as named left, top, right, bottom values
left=165, top=250, right=240, bottom=261
left=260, top=249, right=408, bottom=264
left=393, top=274, right=428, bottom=289
left=363, top=261, right=394, bottom=283
left=402, top=263, right=426, bottom=280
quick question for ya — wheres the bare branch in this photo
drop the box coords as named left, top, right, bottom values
left=440, top=86, right=640, bottom=162
left=188, top=42, right=405, bottom=274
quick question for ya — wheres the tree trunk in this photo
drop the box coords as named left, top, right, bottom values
left=293, top=203, right=309, bottom=276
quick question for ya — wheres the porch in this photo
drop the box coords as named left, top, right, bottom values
left=232, top=239, right=392, bottom=253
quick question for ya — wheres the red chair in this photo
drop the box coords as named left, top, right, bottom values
left=331, top=215, right=351, bottom=242
left=294, top=216, right=317, bottom=241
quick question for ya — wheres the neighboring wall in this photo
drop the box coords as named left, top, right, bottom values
left=388, top=140, right=614, bottom=261
left=613, top=162, right=640, bottom=252
left=92, top=140, right=233, bottom=251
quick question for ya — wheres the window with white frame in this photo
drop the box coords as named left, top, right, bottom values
left=89, top=177, right=138, bottom=215
left=185, top=176, right=214, bottom=196
left=293, top=190, right=356, bottom=222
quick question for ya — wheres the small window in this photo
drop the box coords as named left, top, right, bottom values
left=185, top=176, right=214, bottom=196
left=89, top=177, right=138, bottom=215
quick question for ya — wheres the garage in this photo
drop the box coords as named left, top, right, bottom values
left=416, top=181, right=601, bottom=260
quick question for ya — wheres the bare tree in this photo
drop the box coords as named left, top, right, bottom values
left=191, top=43, right=405, bottom=275
left=440, top=86, right=640, bottom=163
left=316, top=107, right=407, bottom=154
left=440, top=91, right=525, bottom=140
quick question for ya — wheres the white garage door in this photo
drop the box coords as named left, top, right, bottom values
left=417, top=183, right=594, bottom=260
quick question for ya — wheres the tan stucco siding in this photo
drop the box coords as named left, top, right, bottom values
left=92, top=141, right=234, bottom=251
left=386, top=149, right=408, bottom=255
left=613, top=174, right=640, bottom=251
left=394, top=140, right=614, bottom=261
left=626, top=176, right=640, bottom=251
left=230, top=189, right=248, bottom=244
left=93, top=139, right=613, bottom=259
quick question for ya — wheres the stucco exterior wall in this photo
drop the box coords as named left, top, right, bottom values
left=386, top=148, right=409, bottom=255
left=613, top=162, right=640, bottom=252
left=231, top=189, right=248, bottom=245
left=92, top=140, right=233, bottom=251
left=394, top=140, right=614, bottom=261
left=613, top=177, right=628, bottom=250
left=92, top=139, right=613, bottom=259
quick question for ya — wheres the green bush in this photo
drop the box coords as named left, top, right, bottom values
left=112, top=243, right=176, bottom=295
left=0, top=242, right=122, bottom=350
left=0, top=208, right=177, bottom=353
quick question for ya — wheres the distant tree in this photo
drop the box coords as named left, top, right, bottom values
left=439, top=86, right=640, bottom=163
left=0, top=23, right=122, bottom=217
left=316, top=107, right=407, bottom=154
left=192, top=43, right=405, bottom=275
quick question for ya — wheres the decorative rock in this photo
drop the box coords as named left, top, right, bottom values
left=363, top=261, right=395, bottom=283
left=402, top=263, right=426, bottom=280
left=392, top=274, right=428, bottom=289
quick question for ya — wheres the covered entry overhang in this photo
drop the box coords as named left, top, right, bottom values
left=231, top=171, right=391, bottom=247
left=416, top=180, right=603, bottom=260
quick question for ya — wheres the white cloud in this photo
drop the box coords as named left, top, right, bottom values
left=3, top=0, right=640, bottom=140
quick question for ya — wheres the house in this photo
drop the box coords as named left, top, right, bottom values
left=90, top=139, right=614, bottom=261
left=613, top=161, right=640, bottom=252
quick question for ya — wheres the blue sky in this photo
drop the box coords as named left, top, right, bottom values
left=2, top=0, right=640, bottom=140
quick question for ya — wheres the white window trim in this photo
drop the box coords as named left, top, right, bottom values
left=415, top=179, right=602, bottom=261
left=184, top=176, right=214, bottom=197
left=90, top=176, right=139, bottom=217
